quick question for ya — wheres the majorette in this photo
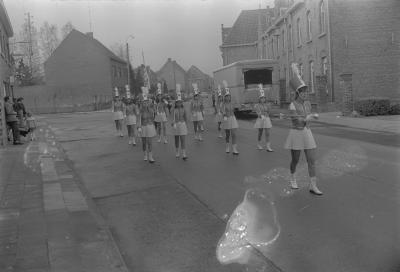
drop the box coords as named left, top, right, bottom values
left=154, top=82, right=169, bottom=144
left=171, top=83, right=188, bottom=160
left=112, top=87, right=125, bottom=137
left=214, top=85, right=224, bottom=138
left=254, top=84, right=273, bottom=151
left=283, top=63, right=322, bottom=195
left=190, top=82, right=204, bottom=141
left=123, top=85, right=139, bottom=146
left=221, top=80, right=239, bottom=155
left=137, top=86, right=157, bottom=163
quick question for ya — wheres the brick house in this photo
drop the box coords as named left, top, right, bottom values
left=44, top=29, right=128, bottom=106
left=187, top=65, right=213, bottom=94
left=157, top=58, right=188, bottom=93
left=221, top=0, right=400, bottom=110
left=0, top=0, right=13, bottom=146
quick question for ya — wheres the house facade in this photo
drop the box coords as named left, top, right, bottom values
left=0, top=0, right=13, bottom=146
left=186, top=65, right=213, bottom=93
left=220, top=0, right=400, bottom=110
left=157, top=58, right=188, bottom=93
left=44, top=29, right=128, bottom=107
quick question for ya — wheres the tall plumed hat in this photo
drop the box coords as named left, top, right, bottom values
left=156, top=83, right=162, bottom=96
left=258, top=84, right=265, bottom=98
left=176, top=83, right=182, bottom=101
left=192, top=83, right=199, bottom=96
left=125, top=85, right=131, bottom=99
left=222, top=80, right=230, bottom=96
left=141, top=86, right=149, bottom=101
left=289, top=63, right=307, bottom=92
left=114, top=87, right=119, bottom=97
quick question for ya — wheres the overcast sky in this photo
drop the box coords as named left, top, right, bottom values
left=4, top=0, right=274, bottom=75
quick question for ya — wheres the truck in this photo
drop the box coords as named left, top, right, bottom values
left=213, top=59, right=280, bottom=114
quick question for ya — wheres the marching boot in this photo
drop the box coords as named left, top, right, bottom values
left=164, top=136, right=168, bottom=144
left=266, top=142, right=274, bottom=152
left=182, top=149, right=187, bottom=160
left=143, top=151, right=148, bottom=161
left=132, top=137, right=136, bottom=146
left=199, top=133, right=203, bottom=141
left=225, top=143, right=230, bottom=153
left=157, top=136, right=161, bottom=143
left=148, top=152, right=155, bottom=163
left=257, top=141, right=263, bottom=150
left=119, top=129, right=123, bottom=137
left=128, top=138, right=132, bottom=145
left=309, top=177, right=323, bottom=195
left=176, top=148, right=180, bottom=158
left=289, top=174, right=299, bottom=189
left=232, top=144, right=239, bottom=155
left=218, top=131, right=223, bottom=138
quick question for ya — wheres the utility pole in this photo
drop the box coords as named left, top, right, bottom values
left=126, top=43, right=130, bottom=88
left=25, top=12, right=33, bottom=71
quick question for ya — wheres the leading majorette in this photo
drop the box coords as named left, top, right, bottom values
left=137, top=86, right=156, bottom=163
left=214, top=85, right=224, bottom=138
left=190, top=83, right=204, bottom=141
left=154, top=82, right=169, bottom=144
left=111, top=87, right=125, bottom=137
left=254, top=84, right=273, bottom=151
left=221, top=80, right=239, bottom=155
left=171, top=83, right=188, bottom=160
left=284, top=63, right=322, bottom=195
left=123, top=85, right=139, bottom=146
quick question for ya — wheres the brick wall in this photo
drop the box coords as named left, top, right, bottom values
left=330, top=0, right=400, bottom=102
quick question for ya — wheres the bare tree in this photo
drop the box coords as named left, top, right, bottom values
left=39, top=21, right=60, bottom=61
left=61, top=21, right=74, bottom=39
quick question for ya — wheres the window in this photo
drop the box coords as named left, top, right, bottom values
left=288, top=25, right=292, bottom=49
left=271, top=37, right=274, bottom=58
left=282, top=30, right=285, bottom=49
left=297, top=18, right=302, bottom=45
left=118, top=67, right=122, bottom=78
left=276, top=35, right=279, bottom=56
left=320, top=1, right=326, bottom=33
left=112, top=65, right=117, bottom=78
left=309, top=61, right=315, bottom=93
left=299, top=63, right=304, bottom=78
left=307, top=11, right=312, bottom=40
left=322, top=57, right=328, bottom=75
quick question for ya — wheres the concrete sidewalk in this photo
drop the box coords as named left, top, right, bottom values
left=0, top=122, right=128, bottom=271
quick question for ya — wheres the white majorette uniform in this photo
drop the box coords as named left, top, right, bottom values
left=214, top=86, right=224, bottom=123
left=112, top=87, right=124, bottom=121
left=284, top=100, right=316, bottom=150
left=172, top=84, right=188, bottom=159
left=221, top=84, right=239, bottom=130
left=138, top=88, right=156, bottom=138
left=190, top=83, right=204, bottom=121
left=125, top=102, right=138, bottom=125
left=154, top=83, right=168, bottom=123
left=254, top=86, right=272, bottom=129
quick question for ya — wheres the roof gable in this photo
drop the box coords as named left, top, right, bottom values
left=222, top=9, right=267, bottom=46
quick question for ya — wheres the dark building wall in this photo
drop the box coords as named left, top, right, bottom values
left=330, top=0, right=400, bottom=102
left=44, top=32, right=113, bottom=104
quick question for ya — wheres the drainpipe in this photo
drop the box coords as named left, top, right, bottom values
left=326, top=0, right=334, bottom=102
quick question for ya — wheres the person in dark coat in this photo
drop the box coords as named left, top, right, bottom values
left=4, top=96, right=23, bottom=145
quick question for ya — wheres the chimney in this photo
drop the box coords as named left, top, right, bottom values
left=86, top=32, right=93, bottom=38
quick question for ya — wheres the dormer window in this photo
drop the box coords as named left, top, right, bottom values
left=320, top=0, right=326, bottom=33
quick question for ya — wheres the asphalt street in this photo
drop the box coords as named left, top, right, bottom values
left=41, top=108, right=400, bottom=272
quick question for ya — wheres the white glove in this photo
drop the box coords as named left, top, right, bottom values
left=223, top=116, right=228, bottom=121
left=173, top=123, right=177, bottom=129
left=313, top=113, right=319, bottom=119
left=138, top=127, right=142, bottom=133
left=261, top=115, right=266, bottom=120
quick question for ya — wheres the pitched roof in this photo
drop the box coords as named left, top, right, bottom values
left=187, top=65, right=211, bottom=79
left=157, top=58, right=186, bottom=75
left=0, top=0, right=13, bottom=36
left=48, top=29, right=126, bottom=64
left=222, top=9, right=267, bottom=46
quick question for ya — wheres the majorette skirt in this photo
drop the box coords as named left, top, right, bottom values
left=140, top=124, right=156, bottom=138
left=284, top=128, right=317, bottom=150
left=192, top=111, right=204, bottom=122
left=126, top=115, right=137, bottom=125
left=222, top=116, right=239, bottom=130
left=254, top=117, right=272, bottom=129
left=172, top=121, right=188, bottom=136
left=154, top=112, right=168, bottom=122
left=215, top=112, right=223, bottom=123
left=113, top=111, right=124, bottom=121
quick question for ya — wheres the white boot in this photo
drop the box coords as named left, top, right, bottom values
left=157, top=136, right=161, bottom=143
left=309, top=177, right=323, bottom=195
left=289, top=174, right=299, bottom=189
left=257, top=142, right=263, bottom=150
left=266, top=142, right=274, bottom=152
left=119, top=129, right=123, bottom=137
left=182, top=149, right=187, bottom=160
left=225, top=143, right=230, bottom=153
left=148, top=152, right=155, bottom=163
left=176, top=148, right=180, bottom=158
left=232, top=144, right=239, bottom=155
left=218, top=131, right=223, bottom=138
left=164, top=136, right=168, bottom=144
left=132, top=137, right=136, bottom=146
left=199, top=133, right=203, bottom=141
left=143, top=151, right=148, bottom=161
left=128, top=138, right=132, bottom=145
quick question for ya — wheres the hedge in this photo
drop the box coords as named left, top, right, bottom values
left=389, top=104, right=400, bottom=115
left=354, top=97, right=390, bottom=116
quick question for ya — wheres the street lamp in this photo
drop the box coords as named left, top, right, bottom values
left=125, top=35, right=135, bottom=92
